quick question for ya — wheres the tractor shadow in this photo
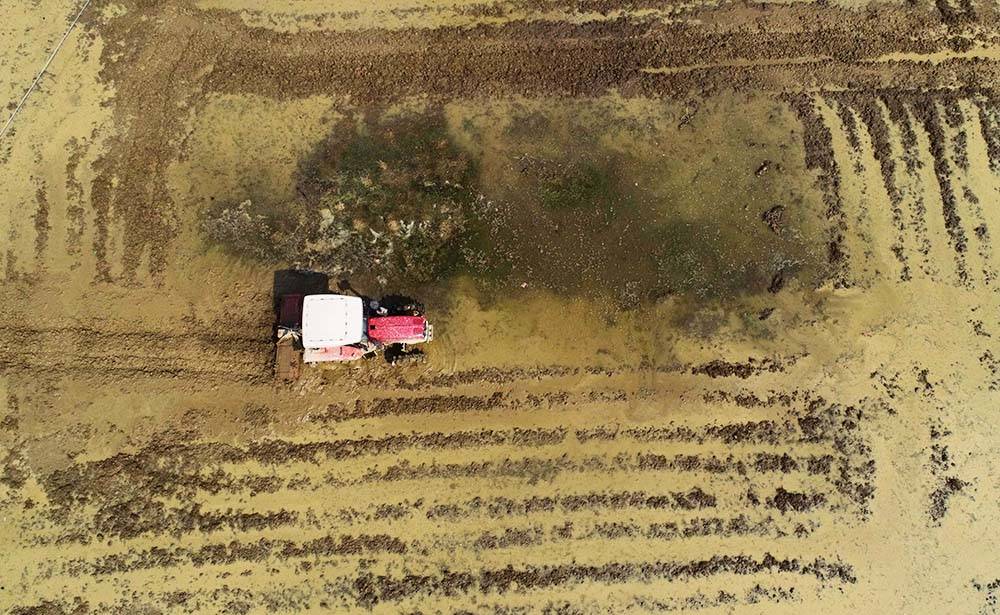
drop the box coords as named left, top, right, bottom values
left=272, top=269, right=330, bottom=315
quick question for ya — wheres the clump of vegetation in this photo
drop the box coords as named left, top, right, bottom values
left=460, top=100, right=828, bottom=305
left=534, top=158, right=620, bottom=215
left=203, top=99, right=827, bottom=308
left=300, top=109, right=477, bottom=284
left=200, top=199, right=299, bottom=262
left=462, top=111, right=653, bottom=300
left=202, top=108, right=478, bottom=286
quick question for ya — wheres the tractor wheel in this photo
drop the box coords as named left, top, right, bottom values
left=385, top=345, right=426, bottom=366
left=380, top=295, right=424, bottom=316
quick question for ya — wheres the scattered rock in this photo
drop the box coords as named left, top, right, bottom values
left=761, top=205, right=786, bottom=235
left=768, top=271, right=785, bottom=294
left=929, top=477, right=970, bottom=523
left=767, top=487, right=826, bottom=513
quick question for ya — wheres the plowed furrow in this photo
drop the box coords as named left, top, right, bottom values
left=361, top=354, right=799, bottom=393
left=56, top=513, right=821, bottom=579
left=836, top=94, right=912, bottom=281
left=911, top=102, right=971, bottom=284
left=348, top=555, right=854, bottom=608
left=578, top=516, right=818, bottom=542
left=882, top=93, right=940, bottom=279
left=819, top=97, right=884, bottom=283
left=75, top=533, right=407, bottom=577
left=67, top=580, right=810, bottom=614
left=18, top=551, right=851, bottom=613
left=957, top=99, right=1000, bottom=279
left=42, top=487, right=721, bottom=545
left=785, top=93, right=850, bottom=285
left=978, top=99, right=1000, bottom=173
left=793, top=90, right=1000, bottom=285
left=324, top=451, right=840, bottom=488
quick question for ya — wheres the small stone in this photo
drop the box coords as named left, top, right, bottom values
left=761, top=205, right=785, bottom=235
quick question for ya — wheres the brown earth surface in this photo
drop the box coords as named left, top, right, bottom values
left=3, top=0, right=1000, bottom=613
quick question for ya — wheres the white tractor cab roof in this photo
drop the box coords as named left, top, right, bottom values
left=301, top=294, right=364, bottom=348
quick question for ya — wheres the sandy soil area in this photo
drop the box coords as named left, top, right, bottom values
left=2, top=0, right=1000, bottom=613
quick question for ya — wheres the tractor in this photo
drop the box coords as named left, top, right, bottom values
left=273, top=270, right=432, bottom=381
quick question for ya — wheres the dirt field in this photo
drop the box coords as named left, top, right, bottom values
left=2, top=0, right=1000, bottom=613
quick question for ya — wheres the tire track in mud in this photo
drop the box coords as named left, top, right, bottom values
left=189, top=8, right=1000, bottom=101
left=0, top=317, right=799, bottom=388
left=0, top=323, right=273, bottom=383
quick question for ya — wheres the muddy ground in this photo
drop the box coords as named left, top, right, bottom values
left=2, top=0, right=1000, bottom=613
